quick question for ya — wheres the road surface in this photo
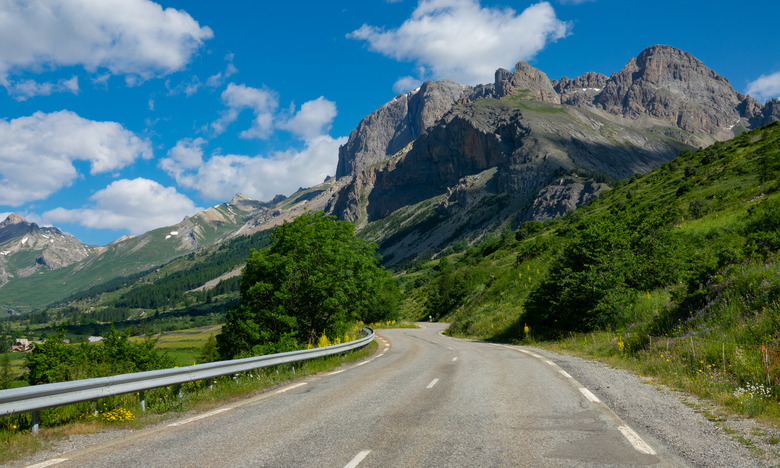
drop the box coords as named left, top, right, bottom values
left=22, top=323, right=690, bottom=467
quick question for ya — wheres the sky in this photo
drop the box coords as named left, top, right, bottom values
left=0, top=0, right=778, bottom=246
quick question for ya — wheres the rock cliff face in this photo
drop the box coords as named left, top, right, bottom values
left=335, top=80, right=470, bottom=178
left=330, top=92, right=684, bottom=234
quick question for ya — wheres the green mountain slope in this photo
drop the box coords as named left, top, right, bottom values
left=0, top=201, right=261, bottom=313
left=404, top=121, right=780, bottom=345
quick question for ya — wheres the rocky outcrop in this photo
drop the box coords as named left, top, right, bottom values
left=755, top=98, right=780, bottom=127
left=594, top=45, right=746, bottom=137
left=554, top=72, right=608, bottom=107
left=525, top=177, right=608, bottom=221
left=335, top=80, right=470, bottom=178
left=493, top=62, right=560, bottom=103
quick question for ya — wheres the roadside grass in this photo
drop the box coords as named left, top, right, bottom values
left=0, top=341, right=377, bottom=465
left=530, top=330, right=780, bottom=427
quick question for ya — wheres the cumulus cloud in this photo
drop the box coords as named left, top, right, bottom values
left=746, top=71, right=780, bottom=102
left=159, top=137, right=206, bottom=180
left=170, top=135, right=346, bottom=202
left=0, top=110, right=152, bottom=206
left=211, top=83, right=279, bottom=138
left=278, top=97, right=338, bottom=140
left=168, top=97, right=344, bottom=202
left=8, top=76, right=79, bottom=100
left=206, top=53, right=238, bottom=88
left=43, top=178, right=202, bottom=235
left=348, top=0, right=570, bottom=86
left=0, top=0, right=213, bottom=85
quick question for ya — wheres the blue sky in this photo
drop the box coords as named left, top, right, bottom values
left=0, top=0, right=778, bottom=246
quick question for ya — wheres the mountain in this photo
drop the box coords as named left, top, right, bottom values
left=318, top=45, right=778, bottom=265
left=0, top=214, right=93, bottom=287
left=0, top=194, right=284, bottom=312
left=3, top=44, right=778, bottom=313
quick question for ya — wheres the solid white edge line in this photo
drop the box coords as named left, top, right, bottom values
left=496, top=343, right=658, bottom=457
left=168, top=407, right=233, bottom=427
left=25, top=460, right=68, bottom=468
left=274, top=382, right=308, bottom=394
left=618, top=425, right=658, bottom=455
left=579, top=387, right=601, bottom=403
left=426, top=378, right=439, bottom=389
left=344, top=450, right=371, bottom=468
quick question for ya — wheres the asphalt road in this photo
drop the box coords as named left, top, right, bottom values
left=24, top=323, right=690, bottom=467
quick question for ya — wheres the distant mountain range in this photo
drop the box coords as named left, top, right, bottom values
left=1, top=44, right=777, bottom=313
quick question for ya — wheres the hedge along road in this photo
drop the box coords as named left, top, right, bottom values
left=19, top=323, right=742, bottom=467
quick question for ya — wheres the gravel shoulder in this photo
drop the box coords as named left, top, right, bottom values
left=528, top=346, right=780, bottom=468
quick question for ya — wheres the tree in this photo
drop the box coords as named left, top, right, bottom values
left=217, top=212, right=399, bottom=359
left=523, top=211, right=680, bottom=335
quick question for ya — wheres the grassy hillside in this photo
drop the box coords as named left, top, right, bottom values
left=398, top=122, right=780, bottom=418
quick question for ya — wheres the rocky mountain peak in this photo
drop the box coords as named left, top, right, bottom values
left=494, top=61, right=560, bottom=103
left=594, top=44, right=745, bottom=136
left=1, top=213, right=27, bottom=227
left=227, top=193, right=266, bottom=213
left=335, top=79, right=471, bottom=178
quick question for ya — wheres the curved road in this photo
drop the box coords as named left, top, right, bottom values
left=25, top=324, right=689, bottom=467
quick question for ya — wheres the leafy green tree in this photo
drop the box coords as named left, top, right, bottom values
left=199, top=335, right=219, bottom=363
left=1, top=353, right=12, bottom=389
left=524, top=211, right=681, bottom=334
left=26, top=328, right=173, bottom=385
left=217, top=212, right=399, bottom=358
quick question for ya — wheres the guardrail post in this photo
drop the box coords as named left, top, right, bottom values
left=31, top=410, right=39, bottom=435
left=207, top=378, right=213, bottom=390
left=139, top=390, right=146, bottom=412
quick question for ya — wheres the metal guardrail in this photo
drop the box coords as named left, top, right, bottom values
left=0, top=328, right=374, bottom=433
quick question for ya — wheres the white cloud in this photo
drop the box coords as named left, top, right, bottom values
left=278, top=97, right=338, bottom=140
left=0, top=110, right=152, bottom=206
left=348, top=0, right=570, bottom=85
left=159, top=137, right=206, bottom=180
left=0, top=0, right=213, bottom=85
left=8, top=76, right=79, bottom=100
left=206, top=53, right=238, bottom=88
left=43, top=178, right=202, bottom=234
left=211, top=83, right=279, bottom=138
left=394, top=75, right=424, bottom=93
left=746, top=71, right=780, bottom=102
left=168, top=96, right=344, bottom=202
left=171, top=135, right=347, bottom=202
